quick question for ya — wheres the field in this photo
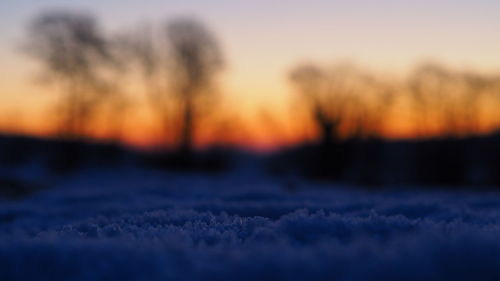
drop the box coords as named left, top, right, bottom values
left=1, top=165, right=500, bottom=281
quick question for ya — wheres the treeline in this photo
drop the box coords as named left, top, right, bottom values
left=5, top=9, right=500, bottom=185
left=288, top=62, right=500, bottom=141
left=22, top=10, right=500, bottom=150
left=275, top=62, right=500, bottom=186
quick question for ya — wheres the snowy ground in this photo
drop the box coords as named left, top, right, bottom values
left=2, top=167, right=500, bottom=280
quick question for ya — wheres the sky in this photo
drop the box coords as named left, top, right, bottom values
left=1, top=0, right=500, bottom=149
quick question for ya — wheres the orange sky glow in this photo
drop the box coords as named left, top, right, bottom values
left=1, top=0, right=500, bottom=151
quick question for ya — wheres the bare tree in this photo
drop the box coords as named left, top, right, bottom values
left=289, top=63, right=390, bottom=144
left=289, top=63, right=332, bottom=143
left=25, top=10, right=115, bottom=139
left=166, top=18, right=224, bottom=154
left=408, top=63, right=491, bottom=136
left=118, top=18, right=224, bottom=154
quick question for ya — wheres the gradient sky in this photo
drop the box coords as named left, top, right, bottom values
left=1, top=0, right=500, bottom=148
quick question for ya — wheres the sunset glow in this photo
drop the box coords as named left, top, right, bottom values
left=2, top=0, right=500, bottom=150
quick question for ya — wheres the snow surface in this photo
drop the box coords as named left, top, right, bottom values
left=2, top=167, right=500, bottom=280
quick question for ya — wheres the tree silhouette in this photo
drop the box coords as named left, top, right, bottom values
left=119, top=18, right=224, bottom=156
left=288, top=62, right=393, bottom=180
left=25, top=10, right=115, bottom=139
left=289, top=63, right=389, bottom=143
left=166, top=18, right=224, bottom=155
left=408, top=63, right=491, bottom=136
left=289, top=64, right=332, bottom=143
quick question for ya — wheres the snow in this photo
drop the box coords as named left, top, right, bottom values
left=2, top=167, right=500, bottom=280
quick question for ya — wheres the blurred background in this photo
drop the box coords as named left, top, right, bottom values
left=2, top=0, right=500, bottom=197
